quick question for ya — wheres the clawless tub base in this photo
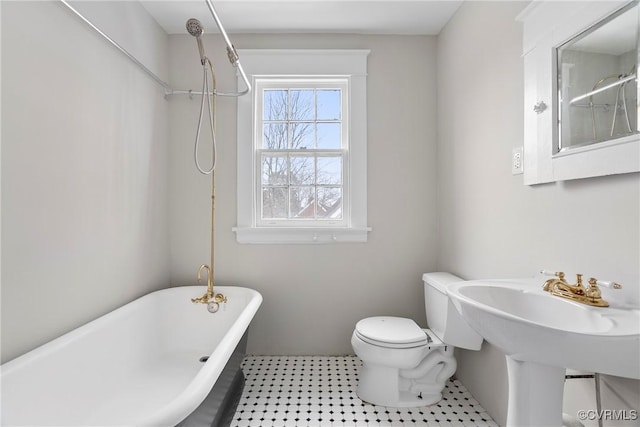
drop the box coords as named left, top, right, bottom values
left=178, top=333, right=247, bottom=427
left=1, top=285, right=262, bottom=427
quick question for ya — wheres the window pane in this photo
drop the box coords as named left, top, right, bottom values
left=264, top=90, right=287, bottom=120
left=289, top=155, right=315, bottom=185
left=289, top=90, right=314, bottom=120
left=290, top=122, right=314, bottom=149
left=262, top=187, right=287, bottom=219
left=317, top=123, right=341, bottom=149
left=317, top=187, right=342, bottom=219
left=262, top=155, right=287, bottom=185
left=317, top=156, right=342, bottom=185
left=290, top=186, right=315, bottom=218
left=317, top=90, right=341, bottom=120
left=263, top=123, right=287, bottom=149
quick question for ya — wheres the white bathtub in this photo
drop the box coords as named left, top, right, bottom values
left=1, top=285, right=262, bottom=426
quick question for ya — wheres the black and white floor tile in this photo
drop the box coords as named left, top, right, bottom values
left=231, top=356, right=498, bottom=427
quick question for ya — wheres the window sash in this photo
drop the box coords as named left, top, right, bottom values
left=258, top=149, right=346, bottom=223
left=254, top=78, right=349, bottom=228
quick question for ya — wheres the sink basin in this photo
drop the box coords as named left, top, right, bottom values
left=447, top=278, right=640, bottom=427
left=455, top=284, right=616, bottom=333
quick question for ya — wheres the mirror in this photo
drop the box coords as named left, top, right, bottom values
left=556, top=1, right=639, bottom=152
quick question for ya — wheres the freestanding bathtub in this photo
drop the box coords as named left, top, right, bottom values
left=1, top=285, right=262, bottom=427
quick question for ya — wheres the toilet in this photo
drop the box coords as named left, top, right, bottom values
left=351, top=272, right=483, bottom=407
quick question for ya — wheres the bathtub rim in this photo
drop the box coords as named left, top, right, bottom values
left=1, top=285, right=263, bottom=427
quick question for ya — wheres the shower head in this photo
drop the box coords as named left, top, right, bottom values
left=186, top=18, right=204, bottom=37
left=186, top=18, right=206, bottom=65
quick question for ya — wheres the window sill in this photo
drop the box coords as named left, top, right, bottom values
left=232, top=227, right=372, bottom=244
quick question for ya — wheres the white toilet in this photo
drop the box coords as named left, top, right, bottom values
left=351, top=272, right=483, bottom=407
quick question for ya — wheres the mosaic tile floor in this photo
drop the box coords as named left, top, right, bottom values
left=231, top=356, right=498, bottom=427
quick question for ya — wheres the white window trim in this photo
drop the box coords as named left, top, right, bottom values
left=233, top=49, right=371, bottom=244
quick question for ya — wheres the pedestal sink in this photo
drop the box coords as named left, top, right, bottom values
left=447, top=278, right=640, bottom=427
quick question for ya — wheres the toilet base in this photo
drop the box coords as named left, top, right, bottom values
left=356, top=362, right=445, bottom=407
left=351, top=321, right=462, bottom=408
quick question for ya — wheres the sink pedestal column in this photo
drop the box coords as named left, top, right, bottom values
left=506, top=356, right=565, bottom=427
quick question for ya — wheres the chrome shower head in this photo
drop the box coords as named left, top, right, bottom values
left=186, top=18, right=204, bottom=37
left=186, top=18, right=206, bottom=64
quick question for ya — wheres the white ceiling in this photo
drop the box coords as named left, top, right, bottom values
left=140, top=0, right=464, bottom=35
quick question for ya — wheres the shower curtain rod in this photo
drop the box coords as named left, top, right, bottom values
left=570, top=73, right=637, bottom=105
left=59, top=0, right=250, bottom=98
left=204, top=0, right=252, bottom=96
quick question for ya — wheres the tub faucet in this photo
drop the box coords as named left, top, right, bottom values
left=191, top=264, right=227, bottom=306
left=541, top=271, right=621, bottom=307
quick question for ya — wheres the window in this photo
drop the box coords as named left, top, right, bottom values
left=257, top=79, right=348, bottom=227
left=234, top=50, right=370, bottom=243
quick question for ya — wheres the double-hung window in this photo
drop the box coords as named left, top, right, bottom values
left=257, top=78, right=348, bottom=227
left=234, top=50, right=370, bottom=243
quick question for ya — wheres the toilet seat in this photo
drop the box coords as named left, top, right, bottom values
left=355, top=317, right=429, bottom=349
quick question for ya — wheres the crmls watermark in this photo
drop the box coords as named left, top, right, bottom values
left=577, top=409, right=638, bottom=421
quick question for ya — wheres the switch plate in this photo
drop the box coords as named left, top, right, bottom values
left=512, top=147, right=524, bottom=175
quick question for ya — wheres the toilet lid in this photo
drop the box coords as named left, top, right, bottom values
left=355, top=317, right=428, bottom=346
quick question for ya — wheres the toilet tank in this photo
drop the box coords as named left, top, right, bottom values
left=423, top=272, right=483, bottom=350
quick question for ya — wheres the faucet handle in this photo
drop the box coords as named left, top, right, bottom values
left=593, top=279, right=622, bottom=289
left=586, top=278, right=603, bottom=301
left=213, top=293, right=228, bottom=303
left=540, top=270, right=565, bottom=280
left=585, top=278, right=621, bottom=308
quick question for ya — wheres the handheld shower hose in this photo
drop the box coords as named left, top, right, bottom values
left=186, top=18, right=217, bottom=175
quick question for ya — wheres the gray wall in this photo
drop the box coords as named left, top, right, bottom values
left=168, top=33, right=439, bottom=355
left=1, top=1, right=171, bottom=363
left=436, top=2, right=640, bottom=425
